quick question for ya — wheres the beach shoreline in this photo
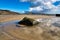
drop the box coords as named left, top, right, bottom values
left=0, top=15, right=55, bottom=22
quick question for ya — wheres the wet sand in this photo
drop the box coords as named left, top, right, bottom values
left=1, top=15, right=60, bottom=40
left=0, top=15, right=55, bottom=22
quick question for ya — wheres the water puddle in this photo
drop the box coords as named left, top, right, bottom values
left=0, top=17, right=60, bottom=27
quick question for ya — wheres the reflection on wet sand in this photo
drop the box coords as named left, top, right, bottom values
left=0, top=17, right=60, bottom=40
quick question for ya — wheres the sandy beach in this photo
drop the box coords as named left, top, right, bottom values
left=0, top=15, right=60, bottom=40
left=0, top=15, right=55, bottom=22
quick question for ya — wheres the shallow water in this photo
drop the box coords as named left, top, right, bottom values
left=0, top=18, right=60, bottom=40
left=0, top=17, right=60, bottom=27
left=0, top=20, right=20, bottom=31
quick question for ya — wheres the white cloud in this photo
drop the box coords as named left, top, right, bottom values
left=29, top=0, right=60, bottom=14
left=32, top=0, right=42, bottom=3
left=20, top=0, right=60, bottom=14
left=29, top=6, right=43, bottom=12
left=51, top=0, right=57, bottom=3
left=20, top=11, right=25, bottom=13
left=44, top=2, right=53, bottom=9
left=29, top=8, right=33, bottom=12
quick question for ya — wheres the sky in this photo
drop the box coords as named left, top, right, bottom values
left=0, top=0, right=30, bottom=13
left=0, top=0, right=60, bottom=14
left=29, top=0, right=60, bottom=14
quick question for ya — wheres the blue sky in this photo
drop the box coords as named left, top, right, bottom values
left=0, top=0, right=60, bottom=14
left=0, top=0, right=30, bottom=13
left=53, top=1, right=60, bottom=6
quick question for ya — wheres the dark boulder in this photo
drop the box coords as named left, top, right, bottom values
left=56, top=14, right=60, bottom=17
left=18, top=17, right=39, bottom=26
